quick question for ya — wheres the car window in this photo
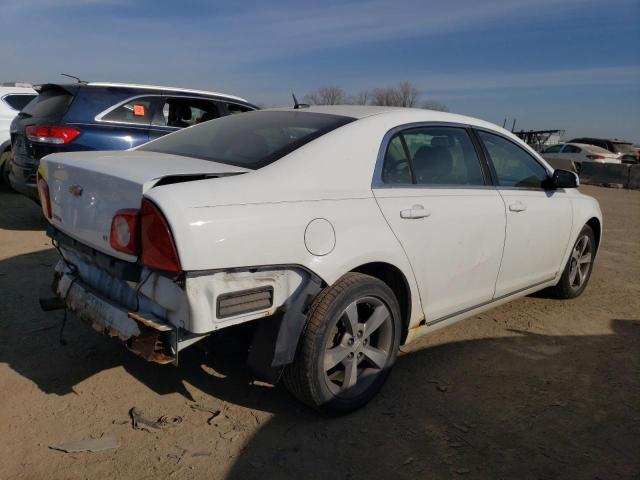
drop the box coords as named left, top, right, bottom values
left=101, top=97, right=155, bottom=125
left=543, top=144, right=563, bottom=153
left=382, top=127, right=484, bottom=186
left=226, top=103, right=253, bottom=115
left=21, top=87, right=73, bottom=118
left=478, top=131, right=549, bottom=189
left=159, top=98, right=221, bottom=128
left=138, top=110, right=355, bottom=169
left=562, top=144, right=581, bottom=153
left=612, top=142, right=636, bottom=155
left=382, top=135, right=412, bottom=184
left=3, top=94, right=37, bottom=111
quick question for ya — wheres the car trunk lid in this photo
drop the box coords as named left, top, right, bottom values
left=42, top=150, right=249, bottom=260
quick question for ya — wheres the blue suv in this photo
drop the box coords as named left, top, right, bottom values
left=9, top=82, right=257, bottom=201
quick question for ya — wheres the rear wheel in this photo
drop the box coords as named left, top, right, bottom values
left=1, top=149, right=12, bottom=187
left=549, top=225, right=595, bottom=299
left=283, top=272, right=401, bottom=414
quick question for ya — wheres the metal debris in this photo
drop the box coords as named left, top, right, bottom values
left=129, top=407, right=182, bottom=433
left=189, top=403, right=221, bottom=425
left=50, top=434, right=119, bottom=453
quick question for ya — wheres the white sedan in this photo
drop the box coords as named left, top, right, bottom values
left=541, top=142, right=621, bottom=171
left=37, top=106, right=602, bottom=413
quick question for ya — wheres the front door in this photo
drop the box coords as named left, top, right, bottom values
left=475, top=130, right=573, bottom=297
left=373, top=125, right=506, bottom=323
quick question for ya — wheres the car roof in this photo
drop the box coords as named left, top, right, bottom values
left=77, top=82, right=248, bottom=103
left=0, top=86, right=37, bottom=95
left=265, top=104, right=499, bottom=126
left=570, top=136, right=632, bottom=145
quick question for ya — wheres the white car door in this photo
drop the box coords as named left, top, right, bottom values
left=476, top=130, right=573, bottom=297
left=373, top=125, right=506, bottom=324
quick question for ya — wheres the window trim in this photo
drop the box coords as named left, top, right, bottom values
left=1, top=93, right=38, bottom=112
left=150, top=95, right=227, bottom=128
left=94, top=94, right=161, bottom=126
left=372, top=121, right=493, bottom=189
left=472, top=127, right=554, bottom=191
left=95, top=94, right=256, bottom=128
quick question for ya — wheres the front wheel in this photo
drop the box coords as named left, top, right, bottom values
left=549, top=225, right=596, bottom=299
left=283, top=272, right=401, bottom=414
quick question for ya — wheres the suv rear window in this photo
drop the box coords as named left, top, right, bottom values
left=138, top=111, right=355, bottom=169
left=21, top=87, right=73, bottom=118
left=3, top=94, right=37, bottom=111
left=612, top=142, right=636, bottom=155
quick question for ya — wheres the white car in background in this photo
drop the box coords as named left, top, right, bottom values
left=37, top=106, right=602, bottom=413
left=0, top=85, right=37, bottom=184
left=541, top=142, right=621, bottom=172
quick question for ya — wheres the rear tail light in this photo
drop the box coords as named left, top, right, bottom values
left=586, top=154, right=605, bottom=160
left=36, top=172, right=52, bottom=219
left=26, top=125, right=80, bottom=145
left=140, top=199, right=182, bottom=273
left=110, top=209, right=140, bottom=255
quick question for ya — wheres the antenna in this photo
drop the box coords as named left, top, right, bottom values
left=502, top=117, right=507, bottom=128
left=292, top=93, right=309, bottom=109
left=60, top=73, right=86, bottom=83
left=511, top=118, right=517, bottom=132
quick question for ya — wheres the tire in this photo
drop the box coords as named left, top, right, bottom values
left=0, top=149, right=11, bottom=187
left=283, top=272, right=401, bottom=414
left=549, top=225, right=596, bottom=299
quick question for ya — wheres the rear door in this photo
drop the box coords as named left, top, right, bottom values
left=476, top=130, right=572, bottom=297
left=148, top=96, right=223, bottom=141
left=373, top=124, right=506, bottom=323
left=90, top=95, right=158, bottom=149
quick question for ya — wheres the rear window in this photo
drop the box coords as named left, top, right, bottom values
left=3, top=94, right=37, bottom=111
left=22, top=87, right=73, bottom=118
left=612, top=142, right=636, bottom=155
left=138, top=110, right=355, bottom=169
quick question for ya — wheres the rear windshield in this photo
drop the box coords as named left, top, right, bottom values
left=3, top=94, right=37, bottom=111
left=138, top=110, right=355, bottom=169
left=21, top=87, right=73, bottom=118
left=612, top=142, right=636, bottom=154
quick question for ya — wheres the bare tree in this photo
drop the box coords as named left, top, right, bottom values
left=397, top=81, right=420, bottom=107
left=371, top=81, right=420, bottom=107
left=422, top=100, right=449, bottom=112
left=371, top=87, right=399, bottom=106
left=348, top=90, right=370, bottom=105
left=303, top=86, right=347, bottom=105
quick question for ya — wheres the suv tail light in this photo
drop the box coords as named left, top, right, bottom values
left=110, top=209, right=140, bottom=255
left=140, top=199, right=181, bottom=273
left=36, top=172, right=52, bottom=219
left=26, top=125, right=80, bottom=145
left=586, top=154, right=605, bottom=160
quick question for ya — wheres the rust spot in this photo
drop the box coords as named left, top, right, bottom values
left=126, top=328, right=175, bottom=365
left=409, top=315, right=427, bottom=330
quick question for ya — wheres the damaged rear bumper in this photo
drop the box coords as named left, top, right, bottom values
left=55, top=269, right=179, bottom=364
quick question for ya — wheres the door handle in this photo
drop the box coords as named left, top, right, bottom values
left=509, top=201, right=527, bottom=212
left=400, top=204, right=431, bottom=219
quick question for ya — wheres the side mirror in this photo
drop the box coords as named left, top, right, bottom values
left=551, top=169, right=579, bottom=189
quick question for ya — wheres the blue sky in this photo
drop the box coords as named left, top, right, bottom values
left=1, top=0, right=638, bottom=141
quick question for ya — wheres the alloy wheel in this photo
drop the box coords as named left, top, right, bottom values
left=323, top=296, right=393, bottom=398
left=569, top=234, right=592, bottom=288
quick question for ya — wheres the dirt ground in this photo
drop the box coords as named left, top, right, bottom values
left=0, top=183, right=638, bottom=480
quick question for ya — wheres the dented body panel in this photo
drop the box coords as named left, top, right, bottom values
left=39, top=106, right=603, bottom=375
